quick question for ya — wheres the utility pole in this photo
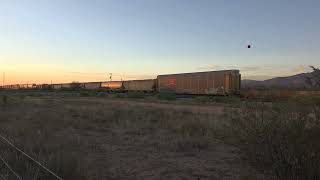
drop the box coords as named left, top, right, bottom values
left=2, top=72, right=5, bottom=87
left=109, top=73, right=112, bottom=81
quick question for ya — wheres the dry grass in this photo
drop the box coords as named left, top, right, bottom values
left=1, top=90, right=319, bottom=180
left=0, top=91, right=260, bottom=180
left=223, top=97, right=320, bottom=180
left=4, top=90, right=320, bottom=180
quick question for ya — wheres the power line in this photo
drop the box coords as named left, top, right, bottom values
left=0, top=154, right=22, bottom=180
left=0, top=134, right=63, bottom=180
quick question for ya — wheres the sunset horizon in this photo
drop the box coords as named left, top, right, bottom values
left=1, top=0, right=319, bottom=84
left=1, top=1, right=320, bottom=179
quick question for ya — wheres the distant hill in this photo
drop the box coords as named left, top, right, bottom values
left=241, top=79, right=260, bottom=87
left=242, top=72, right=313, bottom=89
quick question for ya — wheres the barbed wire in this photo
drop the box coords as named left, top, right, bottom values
left=0, top=154, right=22, bottom=180
left=0, top=174, right=7, bottom=180
left=0, top=134, right=62, bottom=180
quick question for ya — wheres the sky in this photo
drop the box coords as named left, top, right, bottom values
left=1, top=0, right=320, bottom=84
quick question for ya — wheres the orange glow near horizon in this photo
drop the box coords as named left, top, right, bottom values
left=0, top=59, right=314, bottom=85
left=0, top=70, right=157, bottom=85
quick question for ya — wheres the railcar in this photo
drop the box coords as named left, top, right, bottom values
left=123, top=79, right=156, bottom=92
left=157, top=70, right=241, bottom=95
left=101, top=81, right=123, bottom=90
left=0, top=70, right=241, bottom=95
left=61, top=83, right=72, bottom=89
left=84, top=82, right=102, bottom=90
left=52, top=84, right=62, bottom=89
left=19, top=84, right=29, bottom=89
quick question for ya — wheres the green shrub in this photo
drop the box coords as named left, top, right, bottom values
left=19, top=94, right=26, bottom=102
left=193, top=95, right=241, bottom=104
left=2, top=95, right=8, bottom=105
left=70, top=82, right=82, bottom=90
left=114, top=93, right=126, bottom=98
left=127, top=92, right=145, bottom=99
left=157, top=92, right=176, bottom=101
left=211, top=96, right=241, bottom=104
left=194, top=96, right=212, bottom=103
left=226, top=99, right=320, bottom=180
left=79, top=90, right=98, bottom=97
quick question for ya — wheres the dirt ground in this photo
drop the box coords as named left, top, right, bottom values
left=0, top=93, right=264, bottom=180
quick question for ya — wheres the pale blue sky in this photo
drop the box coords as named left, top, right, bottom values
left=1, top=0, right=319, bottom=83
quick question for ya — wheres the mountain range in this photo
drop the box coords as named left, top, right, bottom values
left=242, top=72, right=313, bottom=89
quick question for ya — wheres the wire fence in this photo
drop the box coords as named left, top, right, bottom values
left=0, top=154, right=22, bottom=180
left=0, top=134, right=62, bottom=180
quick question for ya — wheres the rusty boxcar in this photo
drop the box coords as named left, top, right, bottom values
left=123, top=79, right=156, bottom=92
left=61, top=83, right=72, bottom=89
left=101, top=81, right=123, bottom=90
left=157, top=70, right=241, bottom=95
left=84, top=82, right=101, bottom=90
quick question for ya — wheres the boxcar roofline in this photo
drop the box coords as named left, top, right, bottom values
left=124, top=79, right=155, bottom=82
left=157, top=69, right=240, bottom=77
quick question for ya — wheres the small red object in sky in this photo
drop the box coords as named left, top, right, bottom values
left=247, top=44, right=251, bottom=48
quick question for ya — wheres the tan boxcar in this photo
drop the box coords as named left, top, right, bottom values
left=61, top=83, right=72, bottom=88
left=26, top=84, right=34, bottom=89
left=19, top=84, right=29, bottom=89
left=123, top=79, right=156, bottom=91
left=101, top=81, right=123, bottom=90
left=157, top=70, right=241, bottom=95
left=53, top=84, right=62, bottom=89
left=84, top=82, right=101, bottom=90
left=10, top=84, right=20, bottom=90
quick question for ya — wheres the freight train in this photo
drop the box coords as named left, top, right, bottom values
left=0, top=70, right=241, bottom=95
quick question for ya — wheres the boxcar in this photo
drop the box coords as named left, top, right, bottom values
left=61, top=83, right=72, bottom=88
left=157, top=70, right=241, bottom=95
left=9, top=84, right=19, bottom=90
left=123, top=79, right=156, bottom=92
left=41, top=84, right=52, bottom=89
left=101, top=81, right=123, bottom=90
left=84, top=82, right=101, bottom=90
left=19, top=84, right=29, bottom=89
left=26, top=84, right=34, bottom=89
left=52, top=84, right=62, bottom=89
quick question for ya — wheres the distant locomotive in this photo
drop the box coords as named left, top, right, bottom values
left=0, top=70, right=241, bottom=95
